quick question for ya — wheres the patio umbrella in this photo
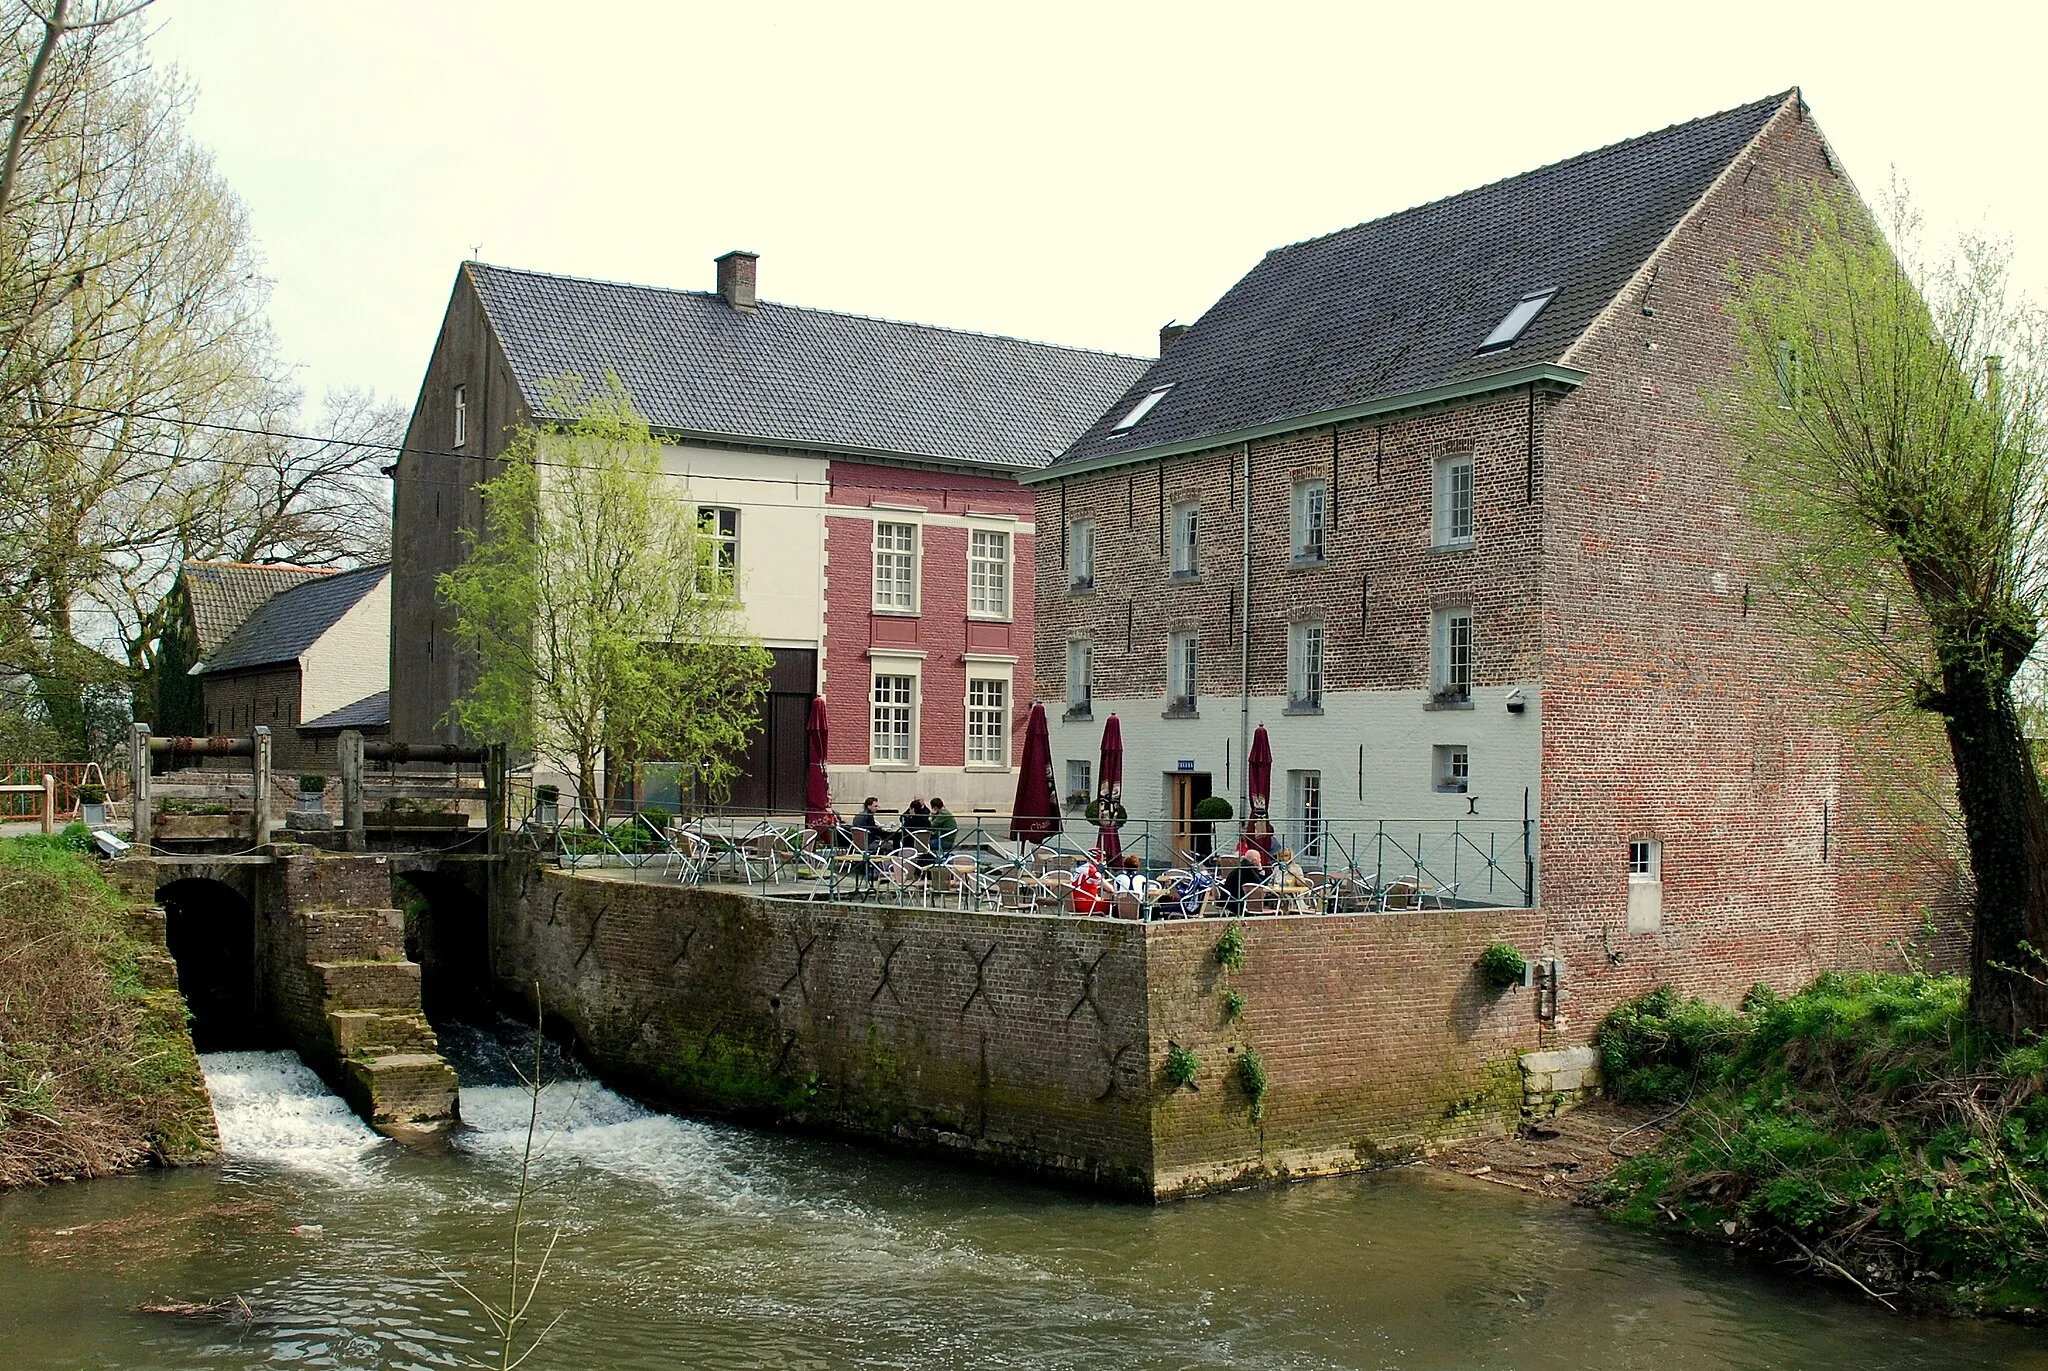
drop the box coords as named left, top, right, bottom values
left=805, top=695, right=833, bottom=833
left=1010, top=702, right=1061, bottom=843
left=1096, top=713, right=1124, bottom=863
left=1246, top=723, right=1274, bottom=858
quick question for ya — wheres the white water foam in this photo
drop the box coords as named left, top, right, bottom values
left=199, top=1050, right=384, bottom=1174
left=456, top=1078, right=755, bottom=1200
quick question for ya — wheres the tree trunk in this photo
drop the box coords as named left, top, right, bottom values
left=1942, top=675, right=2048, bottom=1038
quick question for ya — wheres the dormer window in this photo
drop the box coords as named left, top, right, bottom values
left=1477, top=289, right=1556, bottom=353
left=1113, top=385, right=1173, bottom=432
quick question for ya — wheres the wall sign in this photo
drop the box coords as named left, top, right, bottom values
left=1176, top=759, right=1196, bottom=772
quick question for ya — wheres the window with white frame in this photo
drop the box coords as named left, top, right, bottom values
left=696, top=507, right=740, bottom=594
left=1434, top=453, right=1475, bottom=547
left=1293, top=770, right=1324, bottom=858
left=1168, top=630, right=1197, bottom=712
left=1066, top=759, right=1093, bottom=807
left=1171, top=501, right=1199, bottom=576
left=1292, top=480, right=1328, bottom=562
left=1068, top=518, right=1094, bottom=591
left=453, top=384, right=467, bottom=448
left=1066, top=639, right=1093, bottom=715
left=871, top=673, right=915, bottom=765
left=1289, top=621, right=1325, bottom=709
left=966, top=677, right=1009, bottom=765
left=1433, top=744, right=1469, bottom=793
left=1433, top=608, right=1473, bottom=700
left=1628, top=838, right=1664, bottom=932
left=969, top=528, right=1011, bottom=617
left=873, top=521, right=918, bottom=611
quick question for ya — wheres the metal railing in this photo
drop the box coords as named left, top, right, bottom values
left=519, top=807, right=1536, bottom=920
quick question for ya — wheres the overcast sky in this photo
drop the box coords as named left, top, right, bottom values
left=146, top=0, right=2047, bottom=421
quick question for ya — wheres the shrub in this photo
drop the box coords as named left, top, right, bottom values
left=297, top=773, right=327, bottom=793
left=1222, top=989, right=1245, bottom=1020
left=1193, top=795, right=1234, bottom=822
left=1596, top=985, right=1747, bottom=1106
left=639, top=806, right=673, bottom=833
left=75, top=783, right=105, bottom=804
left=1163, top=1043, right=1200, bottom=1089
left=1213, top=923, right=1245, bottom=971
left=1475, top=942, right=1527, bottom=990
left=1237, top=1047, right=1269, bottom=1122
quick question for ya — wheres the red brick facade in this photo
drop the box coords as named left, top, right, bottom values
left=823, top=458, right=1035, bottom=811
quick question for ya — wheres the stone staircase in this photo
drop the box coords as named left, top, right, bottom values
left=295, top=904, right=460, bottom=1134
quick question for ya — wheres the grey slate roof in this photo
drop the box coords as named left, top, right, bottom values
left=300, top=690, right=390, bottom=731
left=467, top=263, right=1152, bottom=471
left=202, top=564, right=389, bottom=675
left=1053, top=91, right=1795, bottom=469
left=182, top=561, right=338, bottom=656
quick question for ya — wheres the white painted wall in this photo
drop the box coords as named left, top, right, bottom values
left=659, top=442, right=827, bottom=651
left=299, top=570, right=391, bottom=719
left=1045, top=682, right=1542, bottom=873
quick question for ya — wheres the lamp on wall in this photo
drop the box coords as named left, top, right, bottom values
left=1506, top=688, right=1527, bottom=715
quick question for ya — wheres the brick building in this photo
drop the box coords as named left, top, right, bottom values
left=1027, top=91, right=1957, bottom=1003
left=186, top=561, right=392, bottom=773
left=389, top=253, right=1147, bottom=814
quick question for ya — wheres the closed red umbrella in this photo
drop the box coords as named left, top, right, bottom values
left=805, top=695, right=833, bottom=833
left=1246, top=724, right=1274, bottom=859
left=1010, top=702, right=1061, bottom=843
left=1096, top=713, right=1124, bottom=863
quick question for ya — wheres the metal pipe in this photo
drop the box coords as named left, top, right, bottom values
left=1238, top=439, right=1251, bottom=818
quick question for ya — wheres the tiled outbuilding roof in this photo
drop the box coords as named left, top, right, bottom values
left=299, top=689, right=390, bottom=731
left=202, top=564, right=389, bottom=675
left=1051, top=91, right=1797, bottom=470
left=181, top=561, right=337, bottom=656
left=467, top=263, right=1152, bottom=471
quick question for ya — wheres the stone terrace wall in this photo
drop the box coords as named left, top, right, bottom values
left=1145, top=907, right=1548, bottom=1196
left=498, top=868, right=1156, bottom=1195
left=499, top=866, right=1564, bottom=1199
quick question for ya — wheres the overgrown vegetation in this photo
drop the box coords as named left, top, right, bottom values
left=1596, top=976, right=2048, bottom=1314
left=1475, top=942, right=1527, bottom=991
left=1163, top=1043, right=1200, bottom=1089
left=0, top=829, right=215, bottom=1185
left=1221, top=990, right=1244, bottom=1021
left=1213, top=923, right=1244, bottom=972
left=1236, top=1048, right=1269, bottom=1124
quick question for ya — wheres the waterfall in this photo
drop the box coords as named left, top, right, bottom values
left=199, top=1050, right=383, bottom=1173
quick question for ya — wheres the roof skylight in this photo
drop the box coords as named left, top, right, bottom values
left=1477, top=289, right=1557, bottom=353
left=1112, top=385, right=1173, bottom=432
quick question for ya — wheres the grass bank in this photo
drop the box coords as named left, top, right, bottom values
left=1594, top=975, right=2047, bottom=1317
left=0, top=828, right=217, bottom=1185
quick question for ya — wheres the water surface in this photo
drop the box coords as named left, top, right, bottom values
left=1, top=1038, right=2041, bottom=1370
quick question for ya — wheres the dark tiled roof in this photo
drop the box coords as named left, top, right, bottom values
left=182, top=561, right=337, bottom=656
left=1053, top=92, right=1795, bottom=469
left=467, top=263, right=1151, bottom=471
left=203, top=564, right=389, bottom=674
left=300, top=690, right=390, bottom=731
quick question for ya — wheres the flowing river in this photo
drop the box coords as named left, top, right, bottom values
left=1, top=1028, right=2042, bottom=1370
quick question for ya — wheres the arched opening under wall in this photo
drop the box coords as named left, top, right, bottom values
left=157, top=878, right=264, bottom=1052
left=396, top=872, right=493, bottom=1026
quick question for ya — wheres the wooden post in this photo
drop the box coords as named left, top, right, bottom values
left=40, top=774, right=55, bottom=835
left=484, top=744, right=506, bottom=855
left=130, top=722, right=152, bottom=848
left=340, top=729, right=365, bottom=852
left=252, top=725, right=272, bottom=844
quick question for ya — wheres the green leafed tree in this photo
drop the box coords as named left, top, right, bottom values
left=438, top=374, right=771, bottom=819
left=1723, top=183, right=2048, bottom=1037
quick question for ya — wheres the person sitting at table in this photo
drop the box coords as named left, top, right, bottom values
left=850, top=796, right=892, bottom=849
left=1224, top=840, right=1268, bottom=911
left=928, top=797, right=960, bottom=855
left=1270, top=848, right=1312, bottom=893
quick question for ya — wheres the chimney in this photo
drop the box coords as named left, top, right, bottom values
left=715, top=250, right=759, bottom=313
left=1159, top=321, right=1188, bottom=354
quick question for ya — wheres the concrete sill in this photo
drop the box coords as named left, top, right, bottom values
left=871, top=607, right=921, bottom=618
left=962, top=764, right=1011, bottom=774
left=1282, top=704, right=1324, bottom=716
left=1067, top=582, right=1096, bottom=597
left=1062, top=708, right=1093, bottom=723
left=1168, top=571, right=1202, bottom=583
left=867, top=763, right=919, bottom=773
left=1162, top=707, right=1200, bottom=721
left=1287, top=557, right=1328, bottom=572
left=966, top=613, right=1014, bottom=625
left=1423, top=697, right=1475, bottom=712
left=1431, top=540, right=1475, bottom=554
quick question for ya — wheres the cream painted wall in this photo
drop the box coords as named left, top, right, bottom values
left=660, top=442, right=827, bottom=651
left=300, top=570, right=391, bottom=719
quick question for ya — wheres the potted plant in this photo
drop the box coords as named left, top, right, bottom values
left=1476, top=942, right=1528, bottom=992
left=535, top=783, right=560, bottom=825
left=1064, top=790, right=1090, bottom=812
left=76, top=782, right=107, bottom=827
left=1193, top=795, right=1233, bottom=854
left=297, top=773, right=327, bottom=811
